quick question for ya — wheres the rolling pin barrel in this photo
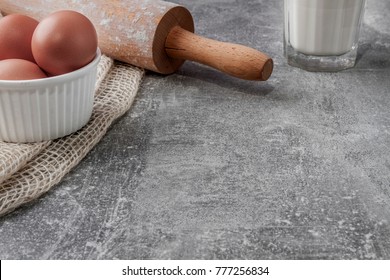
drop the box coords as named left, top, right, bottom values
left=0, top=0, right=273, bottom=80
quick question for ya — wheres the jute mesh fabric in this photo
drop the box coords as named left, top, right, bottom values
left=0, top=54, right=144, bottom=216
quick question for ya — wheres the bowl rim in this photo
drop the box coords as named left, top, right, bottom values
left=0, top=48, right=101, bottom=88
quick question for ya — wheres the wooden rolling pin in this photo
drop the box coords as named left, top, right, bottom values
left=0, top=0, right=273, bottom=81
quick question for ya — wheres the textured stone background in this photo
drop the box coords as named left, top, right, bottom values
left=1, top=0, right=390, bottom=259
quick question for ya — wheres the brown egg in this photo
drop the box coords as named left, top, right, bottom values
left=0, top=14, right=39, bottom=62
left=32, top=10, right=98, bottom=76
left=0, top=59, right=47, bottom=80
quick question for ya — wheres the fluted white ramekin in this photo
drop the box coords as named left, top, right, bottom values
left=0, top=49, right=101, bottom=143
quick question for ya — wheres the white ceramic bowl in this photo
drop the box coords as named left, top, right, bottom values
left=0, top=49, right=101, bottom=143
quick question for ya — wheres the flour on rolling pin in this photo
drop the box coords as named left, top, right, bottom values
left=0, top=0, right=273, bottom=80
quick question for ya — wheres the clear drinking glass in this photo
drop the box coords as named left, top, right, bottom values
left=284, top=0, right=366, bottom=72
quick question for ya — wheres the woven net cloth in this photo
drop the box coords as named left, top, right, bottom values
left=0, top=54, right=144, bottom=216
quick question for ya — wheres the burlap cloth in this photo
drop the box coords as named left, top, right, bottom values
left=0, top=47, right=144, bottom=216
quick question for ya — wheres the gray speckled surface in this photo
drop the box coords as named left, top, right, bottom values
left=1, top=0, right=390, bottom=260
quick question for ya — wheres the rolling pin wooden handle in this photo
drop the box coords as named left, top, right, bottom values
left=165, top=26, right=273, bottom=81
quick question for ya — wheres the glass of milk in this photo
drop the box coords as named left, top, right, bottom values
left=284, top=0, right=366, bottom=71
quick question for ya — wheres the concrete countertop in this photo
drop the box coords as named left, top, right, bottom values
left=1, top=0, right=390, bottom=259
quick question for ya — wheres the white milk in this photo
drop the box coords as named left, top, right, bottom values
left=287, top=0, right=365, bottom=56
